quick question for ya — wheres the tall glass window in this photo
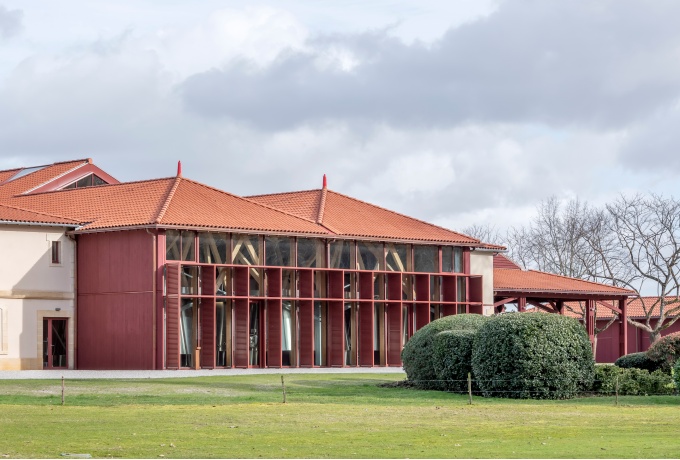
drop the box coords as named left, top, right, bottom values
left=199, top=233, right=228, bottom=264
left=442, top=247, right=453, bottom=272
left=386, top=243, right=408, bottom=272
left=180, top=299, right=194, bottom=368
left=357, top=241, right=384, bottom=270
left=453, top=247, right=464, bottom=273
left=298, top=238, right=325, bottom=268
left=314, top=301, right=325, bottom=366
left=282, top=301, right=294, bottom=366
left=329, top=240, right=352, bottom=269
left=414, top=245, right=438, bottom=273
left=166, top=230, right=196, bottom=261
left=215, top=301, right=230, bottom=367
left=265, top=236, right=292, bottom=266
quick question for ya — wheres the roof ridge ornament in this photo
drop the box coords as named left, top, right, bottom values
left=177, top=161, right=182, bottom=177
left=322, top=174, right=327, bottom=189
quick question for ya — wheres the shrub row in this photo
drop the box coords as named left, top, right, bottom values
left=614, top=352, right=660, bottom=372
left=592, top=364, right=674, bottom=395
left=674, top=360, right=680, bottom=391
left=402, top=312, right=595, bottom=399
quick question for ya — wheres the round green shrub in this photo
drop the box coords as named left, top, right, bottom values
left=401, top=314, right=489, bottom=389
left=615, top=352, right=661, bottom=372
left=432, top=330, right=477, bottom=393
left=646, top=332, right=680, bottom=373
left=471, top=313, right=595, bottom=399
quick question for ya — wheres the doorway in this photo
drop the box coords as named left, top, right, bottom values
left=43, top=318, right=68, bottom=369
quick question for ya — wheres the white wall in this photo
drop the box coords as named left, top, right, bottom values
left=0, top=225, right=75, bottom=370
left=470, top=250, right=494, bottom=316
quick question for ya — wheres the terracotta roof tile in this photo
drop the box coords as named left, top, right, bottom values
left=0, top=160, right=89, bottom=198
left=5, top=177, right=329, bottom=234
left=5, top=178, right=176, bottom=229
left=494, top=253, right=522, bottom=270
left=494, top=268, right=633, bottom=296
left=249, top=188, right=486, bottom=245
left=564, top=296, right=680, bottom=319
left=0, top=203, right=79, bottom=226
left=160, top=179, right=328, bottom=234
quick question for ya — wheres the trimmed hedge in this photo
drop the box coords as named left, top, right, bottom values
left=592, top=364, right=674, bottom=396
left=614, top=352, right=661, bottom=372
left=432, top=330, right=477, bottom=393
left=471, top=313, right=595, bottom=399
left=646, top=332, right=680, bottom=373
left=402, top=314, right=489, bottom=389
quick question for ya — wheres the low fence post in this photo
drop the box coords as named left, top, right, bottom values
left=467, top=373, right=472, bottom=405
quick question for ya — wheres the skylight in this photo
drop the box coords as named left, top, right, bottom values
left=7, top=165, right=47, bottom=182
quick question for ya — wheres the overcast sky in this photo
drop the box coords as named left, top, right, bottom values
left=1, top=0, right=679, bottom=234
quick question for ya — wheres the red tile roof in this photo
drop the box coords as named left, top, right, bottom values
left=563, top=296, right=680, bottom=319
left=5, top=177, right=328, bottom=234
left=494, top=253, right=522, bottom=270
left=0, top=203, right=80, bottom=226
left=0, top=159, right=90, bottom=198
left=249, top=188, right=498, bottom=246
left=494, top=268, right=633, bottom=296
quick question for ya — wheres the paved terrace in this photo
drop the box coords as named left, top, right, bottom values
left=0, top=367, right=405, bottom=380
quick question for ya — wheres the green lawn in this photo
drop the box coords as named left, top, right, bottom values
left=0, top=373, right=678, bottom=458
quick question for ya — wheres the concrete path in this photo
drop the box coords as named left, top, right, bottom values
left=0, top=367, right=405, bottom=380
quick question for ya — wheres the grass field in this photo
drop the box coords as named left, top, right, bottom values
left=0, top=373, right=678, bottom=458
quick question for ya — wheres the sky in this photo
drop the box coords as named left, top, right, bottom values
left=1, top=0, right=680, bottom=235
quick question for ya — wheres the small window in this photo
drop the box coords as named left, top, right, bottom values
left=62, top=174, right=108, bottom=190
left=51, top=241, right=61, bottom=264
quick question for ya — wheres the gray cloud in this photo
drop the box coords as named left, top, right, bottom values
left=0, top=5, right=22, bottom=39
left=180, top=0, right=680, bottom=131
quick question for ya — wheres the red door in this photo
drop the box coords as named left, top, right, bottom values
left=43, top=318, right=68, bottom=369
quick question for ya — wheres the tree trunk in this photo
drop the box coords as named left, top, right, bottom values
left=649, top=330, right=661, bottom=344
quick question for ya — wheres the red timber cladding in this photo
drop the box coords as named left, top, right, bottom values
left=386, top=303, right=402, bottom=366
left=165, top=264, right=181, bottom=369
left=441, top=276, right=457, bottom=316
left=267, top=268, right=282, bottom=368
left=468, top=276, right=483, bottom=315
left=233, top=299, right=249, bottom=368
left=327, top=271, right=344, bottom=366
left=358, top=272, right=374, bottom=366
left=200, top=265, right=216, bottom=368
left=594, top=318, right=680, bottom=363
left=77, top=230, right=155, bottom=370
left=414, top=275, right=430, bottom=330
left=298, top=270, right=314, bottom=367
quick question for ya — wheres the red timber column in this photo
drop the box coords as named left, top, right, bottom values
left=618, top=296, right=628, bottom=358
left=386, top=302, right=402, bottom=366
left=328, top=270, right=344, bottom=366
left=200, top=265, right=216, bottom=368
left=165, top=263, right=181, bottom=369
left=585, top=299, right=596, bottom=347
left=155, top=231, right=166, bottom=369
left=266, top=268, right=282, bottom=368
left=518, top=297, right=527, bottom=312
left=556, top=300, right=565, bottom=315
left=298, top=270, right=314, bottom=367
left=358, top=272, right=374, bottom=366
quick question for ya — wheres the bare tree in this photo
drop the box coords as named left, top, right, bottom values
left=583, top=194, right=680, bottom=343
left=461, top=223, right=506, bottom=247
left=507, top=197, right=620, bottom=345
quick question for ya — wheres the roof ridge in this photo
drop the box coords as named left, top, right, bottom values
left=525, top=269, right=634, bottom=293
left=20, top=161, right=90, bottom=195
left=0, top=158, right=90, bottom=174
left=316, top=188, right=327, bottom=224
left=155, top=176, right=182, bottom=224
left=246, top=188, right=320, bottom=199
left=326, top=189, right=483, bottom=245
left=180, top=177, right=326, bottom=227
left=0, top=202, right=81, bottom=223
